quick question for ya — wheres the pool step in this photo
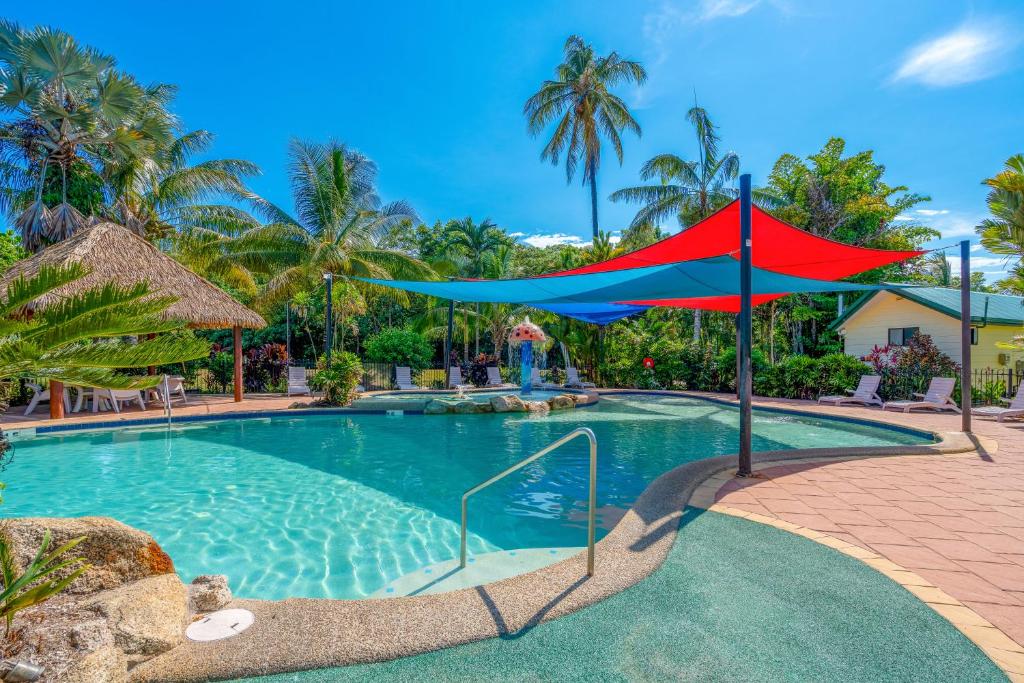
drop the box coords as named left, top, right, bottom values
left=370, top=547, right=583, bottom=599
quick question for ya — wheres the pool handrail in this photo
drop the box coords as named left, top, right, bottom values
left=460, top=426, right=597, bottom=576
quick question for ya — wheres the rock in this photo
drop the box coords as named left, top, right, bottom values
left=453, top=400, right=479, bottom=414
left=424, top=400, right=450, bottom=414
left=549, top=394, right=576, bottom=410
left=570, top=393, right=590, bottom=403
left=70, top=618, right=115, bottom=651
left=56, top=645, right=128, bottom=683
left=83, top=574, right=187, bottom=658
left=524, top=400, right=550, bottom=413
left=189, top=574, right=232, bottom=613
left=490, top=394, right=527, bottom=413
left=2, top=517, right=174, bottom=595
left=287, top=401, right=312, bottom=409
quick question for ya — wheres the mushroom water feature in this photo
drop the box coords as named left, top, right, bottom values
left=508, top=318, right=546, bottom=394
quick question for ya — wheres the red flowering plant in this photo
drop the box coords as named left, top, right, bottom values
left=862, top=333, right=960, bottom=400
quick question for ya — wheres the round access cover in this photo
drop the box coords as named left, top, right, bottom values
left=186, top=608, right=255, bottom=642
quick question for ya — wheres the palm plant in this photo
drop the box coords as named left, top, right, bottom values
left=0, top=263, right=209, bottom=387
left=610, top=106, right=739, bottom=341
left=977, top=155, right=1024, bottom=259
left=524, top=35, right=647, bottom=238
left=0, top=22, right=175, bottom=251
left=444, top=217, right=506, bottom=355
left=217, top=140, right=434, bottom=308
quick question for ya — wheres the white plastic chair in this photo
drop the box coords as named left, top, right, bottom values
left=485, top=367, right=513, bottom=387
left=972, top=380, right=1024, bottom=422
left=883, top=378, right=960, bottom=413
left=448, top=366, right=464, bottom=389
left=287, top=366, right=311, bottom=396
left=818, top=375, right=883, bottom=407
left=530, top=367, right=557, bottom=389
left=565, top=367, right=596, bottom=389
left=151, top=375, right=188, bottom=405
left=98, top=389, right=146, bottom=413
left=395, top=367, right=423, bottom=390
left=24, top=383, right=71, bottom=416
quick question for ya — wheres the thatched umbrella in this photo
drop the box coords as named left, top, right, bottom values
left=0, top=222, right=267, bottom=413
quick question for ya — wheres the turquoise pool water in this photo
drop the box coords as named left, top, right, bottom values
left=2, top=395, right=928, bottom=601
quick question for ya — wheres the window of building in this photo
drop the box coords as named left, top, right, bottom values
left=887, top=327, right=920, bottom=346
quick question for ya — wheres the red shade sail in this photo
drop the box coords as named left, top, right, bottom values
left=545, top=200, right=924, bottom=313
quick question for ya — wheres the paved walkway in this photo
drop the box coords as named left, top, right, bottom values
left=693, top=394, right=1024, bottom=660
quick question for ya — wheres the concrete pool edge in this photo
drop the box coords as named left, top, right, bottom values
left=689, top=473, right=1024, bottom=680
left=128, top=429, right=990, bottom=683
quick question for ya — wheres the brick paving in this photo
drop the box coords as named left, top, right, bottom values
left=699, top=395, right=1024, bottom=654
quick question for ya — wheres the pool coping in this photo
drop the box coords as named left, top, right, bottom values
left=128, top=401, right=989, bottom=682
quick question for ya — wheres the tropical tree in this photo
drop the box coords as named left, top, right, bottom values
left=0, top=264, right=209, bottom=388
left=444, top=217, right=506, bottom=354
left=213, top=140, right=434, bottom=307
left=524, top=35, right=647, bottom=238
left=976, top=154, right=1024, bottom=295
left=610, top=106, right=739, bottom=341
left=0, top=22, right=175, bottom=251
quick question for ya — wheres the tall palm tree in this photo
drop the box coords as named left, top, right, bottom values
left=0, top=22, right=174, bottom=251
left=610, top=105, right=739, bottom=341
left=524, top=35, right=647, bottom=238
left=444, top=217, right=505, bottom=354
left=977, top=154, right=1024, bottom=261
left=217, top=140, right=434, bottom=307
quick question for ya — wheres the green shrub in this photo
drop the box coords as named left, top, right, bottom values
left=364, top=329, right=433, bottom=370
left=309, top=352, right=362, bottom=405
left=205, top=352, right=235, bottom=393
left=755, top=353, right=871, bottom=399
left=716, top=347, right=768, bottom=393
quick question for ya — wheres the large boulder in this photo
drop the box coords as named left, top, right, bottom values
left=424, top=399, right=450, bottom=414
left=82, top=573, right=188, bottom=659
left=490, top=394, right=527, bottom=413
left=58, top=646, right=128, bottom=683
left=524, top=400, right=550, bottom=413
left=189, top=574, right=232, bottom=613
left=549, top=394, right=576, bottom=410
left=2, top=517, right=174, bottom=595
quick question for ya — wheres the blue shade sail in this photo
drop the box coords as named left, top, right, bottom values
left=359, top=255, right=895, bottom=305
left=530, top=303, right=650, bottom=325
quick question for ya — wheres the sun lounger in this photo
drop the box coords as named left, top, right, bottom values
left=565, top=367, right=596, bottom=389
left=287, top=366, right=311, bottom=396
left=818, top=375, right=882, bottom=407
left=882, top=377, right=960, bottom=413
left=99, top=389, right=146, bottom=413
left=395, top=366, right=424, bottom=390
left=972, top=380, right=1024, bottom=422
left=24, top=382, right=70, bottom=416
left=448, top=366, right=465, bottom=389
left=485, top=367, right=514, bottom=388
left=530, top=367, right=558, bottom=389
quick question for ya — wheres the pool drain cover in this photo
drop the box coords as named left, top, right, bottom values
left=186, top=608, right=255, bottom=642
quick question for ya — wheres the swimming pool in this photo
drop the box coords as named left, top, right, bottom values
left=2, top=394, right=929, bottom=601
left=366, top=388, right=578, bottom=403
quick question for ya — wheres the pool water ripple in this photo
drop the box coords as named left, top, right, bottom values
left=2, top=395, right=928, bottom=600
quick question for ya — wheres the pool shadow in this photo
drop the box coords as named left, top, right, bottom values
left=475, top=575, right=591, bottom=640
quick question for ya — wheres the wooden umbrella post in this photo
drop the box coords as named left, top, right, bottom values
left=233, top=325, right=243, bottom=402
left=49, top=380, right=65, bottom=420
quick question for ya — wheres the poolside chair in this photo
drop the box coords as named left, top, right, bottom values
left=882, top=377, right=960, bottom=413
left=485, top=366, right=514, bottom=388
left=530, top=367, right=557, bottom=389
left=817, top=375, right=882, bottom=407
left=287, top=366, right=311, bottom=396
left=395, top=366, right=424, bottom=391
left=448, top=366, right=465, bottom=389
left=972, top=380, right=1024, bottom=422
left=24, top=382, right=71, bottom=416
left=565, top=367, right=596, bottom=389
left=153, top=375, right=188, bottom=405
left=99, top=389, right=147, bottom=413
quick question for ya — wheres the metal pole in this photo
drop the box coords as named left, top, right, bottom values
left=285, top=300, right=291, bottom=363
left=324, top=274, right=334, bottom=369
left=738, top=174, right=753, bottom=477
left=445, top=299, right=455, bottom=388
left=960, top=240, right=972, bottom=432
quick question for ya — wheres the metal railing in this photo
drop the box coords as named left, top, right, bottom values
left=459, top=427, right=598, bottom=576
left=162, top=374, right=172, bottom=427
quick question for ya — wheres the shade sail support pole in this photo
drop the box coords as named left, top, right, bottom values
left=738, top=174, right=753, bottom=477
left=960, top=240, right=972, bottom=433
left=445, top=299, right=455, bottom=388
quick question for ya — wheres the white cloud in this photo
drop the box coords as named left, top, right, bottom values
left=520, top=233, right=588, bottom=249
left=970, top=244, right=984, bottom=252
left=508, top=232, right=525, bottom=238
left=892, top=21, right=1019, bottom=87
left=698, top=0, right=761, bottom=21
left=893, top=214, right=913, bottom=222
left=916, top=209, right=950, bottom=216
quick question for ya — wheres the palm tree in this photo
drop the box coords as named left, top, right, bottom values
left=926, top=252, right=953, bottom=286
left=218, top=140, right=434, bottom=308
left=0, top=264, right=209, bottom=388
left=977, top=155, right=1024, bottom=258
left=524, top=35, right=647, bottom=238
left=444, top=217, right=506, bottom=354
left=610, top=106, right=739, bottom=341
left=0, top=22, right=175, bottom=251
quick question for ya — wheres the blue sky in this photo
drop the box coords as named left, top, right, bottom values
left=8, top=0, right=1024, bottom=280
